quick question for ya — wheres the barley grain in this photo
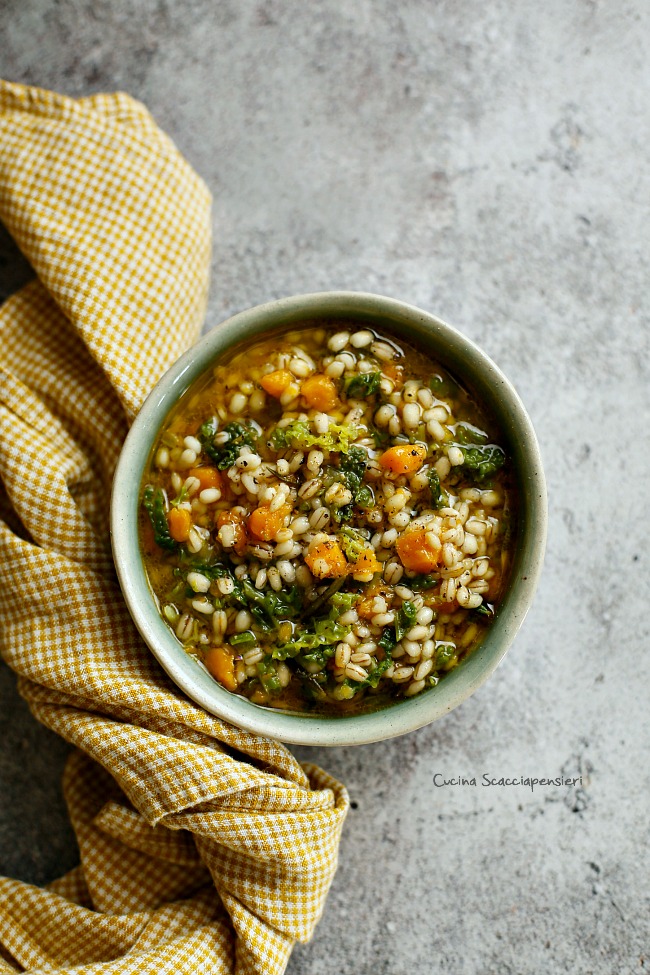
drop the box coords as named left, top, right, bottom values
left=328, top=331, right=350, bottom=352
left=235, top=610, right=252, bottom=631
left=212, top=610, right=228, bottom=636
left=383, top=561, right=404, bottom=584
left=268, top=566, right=283, bottom=590
left=392, top=665, right=414, bottom=682
left=372, top=612, right=395, bottom=627
left=176, top=615, right=194, bottom=641
left=199, top=487, right=221, bottom=504
left=277, top=662, right=291, bottom=687
left=187, top=572, right=210, bottom=593
left=289, top=357, right=311, bottom=377
left=229, top=392, right=247, bottom=414
left=325, top=360, right=345, bottom=378
left=351, top=329, right=374, bottom=348
left=371, top=340, right=395, bottom=361
left=389, top=510, right=410, bottom=529
left=345, top=663, right=369, bottom=682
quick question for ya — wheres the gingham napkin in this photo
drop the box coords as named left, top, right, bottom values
left=0, top=80, right=348, bottom=975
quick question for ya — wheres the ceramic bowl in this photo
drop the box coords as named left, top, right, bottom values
left=111, top=292, right=546, bottom=745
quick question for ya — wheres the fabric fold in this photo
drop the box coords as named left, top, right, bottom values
left=0, top=80, right=348, bottom=975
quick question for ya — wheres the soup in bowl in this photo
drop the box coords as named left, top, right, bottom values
left=111, top=293, right=546, bottom=745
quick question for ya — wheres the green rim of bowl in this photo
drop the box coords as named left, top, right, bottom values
left=111, top=291, right=547, bottom=746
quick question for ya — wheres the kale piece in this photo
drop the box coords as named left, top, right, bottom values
left=407, top=574, right=440, bottom=592
left=199, top=418, right=258, bottom=470
left=435, top=643, right=458, bottom=671
left=257, top=658, right=283, bottom=694
left=395, top=600, right=418, bottom=642
left=457, top=443, right=505, bottom=481
left=142, top=485, right=176, bottom=550
left=453, top=423, right=489, bottom=446
left=333, top=446, right=368, bottom=523
left=344, top=626, right=395, bottom=694
left=448, top=423, right=505, bottom=481
left=270, top=419, right=358, bottom=453
left=345, top=372, right=381, bottom=399
left=427, top=468, right=448, bottom=509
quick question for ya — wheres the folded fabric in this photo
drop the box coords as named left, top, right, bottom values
left=0, top=80, right=348, bottom=975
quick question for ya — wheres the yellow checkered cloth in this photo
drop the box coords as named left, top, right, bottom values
left=0, top=80, right=348, bottom=975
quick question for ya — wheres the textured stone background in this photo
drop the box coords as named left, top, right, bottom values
left=1, top=1, right=649, bottom=972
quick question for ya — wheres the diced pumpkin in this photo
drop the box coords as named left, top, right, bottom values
left=204, top=646, right=237, bottom=691
left=260, top=369, right=293, bottom=398
left=188, top=466, right=222, bottom=492
left=216, top=509, right=248, bottom=556
left=300, top=374, right=339, bottom=411
left=395, top=528, right=442, bottom=573
left=167, top=507, right=192, bottom=542
left=379, top=443, right=427, bottom=474
left=305, top=539, right=348, bottom=578
left=248, top=503, right=292, bottom=541
left=356, top=582, right=392, bottom=618
left=349, top=548, right=381, bottom=576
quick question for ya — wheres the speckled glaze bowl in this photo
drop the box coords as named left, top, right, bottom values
left=111, top=292, right=546, bottom=746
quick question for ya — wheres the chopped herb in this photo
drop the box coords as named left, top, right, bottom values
left=334, top=504, right=354, bottom=524
left=356, top=484, right=375, bottom=508
left=340, top=445, right=367, bottom=484
left=182, top=561, right=301, bottom=632
left=406, top=573, right=439, bottom=591
left=199, top=419, right=258, bottom=470
left=339, top=525, right=371, bottom=563
left=297, top=672, right=329, bottom=700
left=269, top=426, right=288, bottom=449
left=395, top=600, right=418, bottom=642
left=361, top=655, right=393, bottom=688
left=430, top=373, right=459, bottom=398
left=142, top=485, right=176, bottom=550
left=271, top=594, right=355, bottom=661
left=271, top=618, right=347, bottom=660
left=453, top=423, right=489, bottom=446
left=170, top=481, right=190, bottom=508
left=271, top=419, right=358, bottom=453
left=435, top=643, right=458, bottom=671
left=344, top=634, right=394, bottom=693
left=229, top=630, right=256, bottom=647
left=329, top=590, right=360, bottom=614
left=297, top=645, right=336, bottom=670
left=239, top=580, right=302, bottom=631
left=333, top=446, right=368, bottom=523
left=455, top=443, right=505, bottom=481
left=257, top=658, right=282, bottom=693
left=198, top=416, right=219, bottom=443
left=345, top=372, right=381, bottom=399
left=427, top=468, right=448, bottom=509
left=370, top=427, right=391, bottom=449
left=302, top=577, right=347, bottom=619
left=378, top=627, right=397, bottom=654
left=445, top=424, right=505, bottom=481
left=169, top=579, right=186, bottom=601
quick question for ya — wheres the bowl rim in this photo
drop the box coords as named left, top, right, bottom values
left=111, top=290, right=547, bottom=746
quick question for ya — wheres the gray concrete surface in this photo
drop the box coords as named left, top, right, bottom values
left=1, top=2, right=649, bottom=972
